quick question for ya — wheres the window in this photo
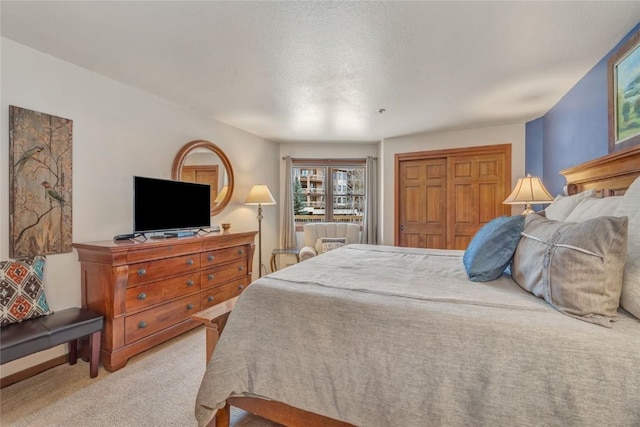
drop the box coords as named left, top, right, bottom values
left=293, top=159, right=366, bottom=229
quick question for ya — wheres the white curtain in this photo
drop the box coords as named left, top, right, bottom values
left=281, top=156, right=297, bottom=248
left=361, top=156, right=378, bottom=244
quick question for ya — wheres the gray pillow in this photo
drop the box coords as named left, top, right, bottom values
left=512, top=213, right=628, bottom=327
left=544, top=188, right=595, bottom=221
left=614, top=176, right=640, bottom=319
left=563, top=196, right=623, bottom=222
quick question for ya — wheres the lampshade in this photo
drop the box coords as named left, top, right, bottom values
left=504, top=175, right=553, bottom=215
left=504, top=175, right=554, bottom=204
left=245, top=184, right=276, bottom=205
left=214, top=185, right=228, bottom=204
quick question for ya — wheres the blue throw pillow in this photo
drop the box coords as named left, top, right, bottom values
left=463, top=215, right=525, bottom=282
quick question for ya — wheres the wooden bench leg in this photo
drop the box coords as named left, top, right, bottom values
left=69, top=339, right=78, bottom=365
left=90, top=330, right=101, bottom=378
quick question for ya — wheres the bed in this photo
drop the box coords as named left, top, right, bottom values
left=194, top=146, right=640, bottom=427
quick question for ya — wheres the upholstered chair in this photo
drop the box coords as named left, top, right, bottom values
left=299, top=222, right=360, bottom=261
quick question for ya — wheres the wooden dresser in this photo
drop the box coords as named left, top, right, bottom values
left=72, top=231, right=257, bottom=372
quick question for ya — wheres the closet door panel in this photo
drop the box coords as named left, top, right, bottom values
left=398, top=158, right=447, bottom=249
left=449, top=152, right=508, bottom=250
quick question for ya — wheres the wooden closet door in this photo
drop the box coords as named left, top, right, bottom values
left=398, top=158, right=447, bottom=249
left=448, top=153, right=509, bottom=249
left=395, top=144, right=511, bottom=250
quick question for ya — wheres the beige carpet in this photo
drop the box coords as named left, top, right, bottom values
left=0, top=327, right=280, bottom=427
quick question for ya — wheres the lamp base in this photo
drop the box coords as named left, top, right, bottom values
left=257, top=204, right=263, bottom=278
left=521, top=203, right=535, bottom=215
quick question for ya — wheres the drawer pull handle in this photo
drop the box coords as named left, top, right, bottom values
left=207, top=295, right=214, bottom=302
left=186, top=258, right=194, bottom=265
left=137, top=293, right=147, bottom=300
left=208, top=255, right=214, bottom=261
left=138, top=321, right=147, bottom=329
left=208, top=274, right=215, bottom=280
left=238, top=266, right=244, bottom=271
left=186, top=279, right=194, bottom=287
left=138, top=268, right=146, bottom=276
left=186, top=304, right=194, bottom=310
left=238, top=249, right=245, bottom=255
left=238, top=285, right=244, bottom=290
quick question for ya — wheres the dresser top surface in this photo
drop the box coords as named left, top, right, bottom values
left=73, top=230, right=258, bottom=252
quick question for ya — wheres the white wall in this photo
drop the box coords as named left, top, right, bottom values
left=380, top=123, right=526, bottom=245
left=0, top=38, right=279, bottom=377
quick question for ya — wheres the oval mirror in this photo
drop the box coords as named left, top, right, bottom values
left=171, top=140, right=234, bottom=216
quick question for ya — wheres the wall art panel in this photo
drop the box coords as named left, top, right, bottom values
left=9, top=106, right=73, bottom=257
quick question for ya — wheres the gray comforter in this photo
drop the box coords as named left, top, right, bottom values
left=195, top=244, right=640, bottom=426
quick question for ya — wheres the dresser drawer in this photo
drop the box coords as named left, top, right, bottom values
left=124, top=295, right=201, bottom=344
left=125, top=273, right=200, bottom=313
left=200, top=277, right=249, bottom=310
left=126, top=241, right=202, bottom=263
left=128, top=254, right=200, bottom=286
left=201, top=259, right=248, bottom=288
left=201, top=245, right=248, bottom=268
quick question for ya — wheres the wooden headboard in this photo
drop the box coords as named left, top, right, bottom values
left=560, top=145, right=640, bottom=196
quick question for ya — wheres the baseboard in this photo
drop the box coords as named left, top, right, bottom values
left=0, top=354, right=68, bottom=388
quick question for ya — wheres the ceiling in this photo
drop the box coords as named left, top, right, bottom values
left=2, top=1, right=640, bottom=143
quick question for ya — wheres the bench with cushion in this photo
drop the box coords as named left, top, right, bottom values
left=0, top=307, right=103, bottom=378
left=1, top=255, right=103, bottom=379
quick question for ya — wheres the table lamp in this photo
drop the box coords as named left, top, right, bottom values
left=503, top=174, right=554, bottom=215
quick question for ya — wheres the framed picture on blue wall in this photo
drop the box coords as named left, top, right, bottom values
left=608, top=27, right=640, bottom=153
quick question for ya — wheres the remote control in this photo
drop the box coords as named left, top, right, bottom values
left=113, top=233, right=136, bottom=241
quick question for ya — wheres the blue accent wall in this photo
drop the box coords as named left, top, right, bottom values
left=526, top=22, right=640, bottom=196
left=525, top=117, right=544, bottom=177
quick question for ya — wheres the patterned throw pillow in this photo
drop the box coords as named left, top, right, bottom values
left=318, top=237, right=347, bottom=254
left=0, top=256, right=51, bottom=327
left=463, top=215, right=525, bottom=282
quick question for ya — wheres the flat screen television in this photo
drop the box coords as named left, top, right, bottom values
left=134, top=176, right=211, bottom=233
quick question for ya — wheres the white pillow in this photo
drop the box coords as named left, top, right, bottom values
left=614, top=177, right=640, bottom=319
left=563, top=196, right=623, bottom=222
left=544, top=188, right=595, bottom=221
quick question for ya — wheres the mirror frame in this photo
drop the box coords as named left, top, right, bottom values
left=171, top=139, right=234, bottom=216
